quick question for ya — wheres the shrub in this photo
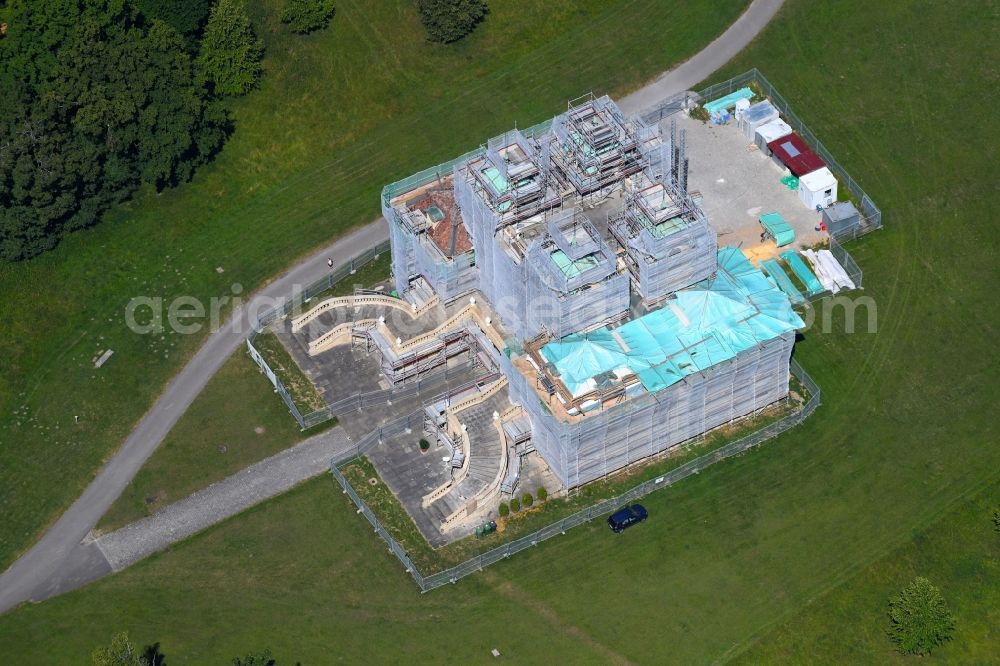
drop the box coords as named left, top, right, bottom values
left=509, top=498, right=520, bottom=513
left=416, top=0, right=488, bottom=44
left=281, top=0, right=336, bottom=34
left=689, top=105, right=710, bottom=123
left=536, top=487, right=547, bottom=502
left=418, top=438, right=430, bottom=451
left=993, top=508, right=1000, bottom=534
left=887, top=577, right=956, bottom=655
left=522, top=492, right=533, bottom=507
left=498, top=502, right=509, bottom=517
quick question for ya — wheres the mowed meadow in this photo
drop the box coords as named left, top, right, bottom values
left=0, top=0, right=748, bottom=569
left=0, top=0, right=997, bottom=663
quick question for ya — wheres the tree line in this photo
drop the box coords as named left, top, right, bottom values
left=0, top=0, right=485, bottom=262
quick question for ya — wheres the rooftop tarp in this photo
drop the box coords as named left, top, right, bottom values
left=539, top=329, right=638, bottom=397
left=759, top=212, right=795, bottom=247
left=767, top=133, right=825, bottom=177
left=540, top=248, right=805, bottom=398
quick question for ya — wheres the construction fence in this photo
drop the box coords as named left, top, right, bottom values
left=246, top=239, right=391, bottom=430
left=641, top=69, right=883, bottom=242
left=330, top=358, right=820, bottom=593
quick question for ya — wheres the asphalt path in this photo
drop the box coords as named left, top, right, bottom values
left=0, top=0, right=784, bottom=614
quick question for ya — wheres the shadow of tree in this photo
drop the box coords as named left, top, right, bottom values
left=143, top=642, right=167, bottom=666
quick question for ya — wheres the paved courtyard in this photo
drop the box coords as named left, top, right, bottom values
left=670, top=112, right=826, bottom=263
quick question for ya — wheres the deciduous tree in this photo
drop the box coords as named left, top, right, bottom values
left=416, top=0, right=488, bottom=44
left=0, top=0, right=229, bottom=261
left=198, top=0, right=263, bottom=96
left=138, top=0, right=213, bottom=37
left=91, top=632, right=148, bottom=666
left=887, top=577, right=956, bottom=655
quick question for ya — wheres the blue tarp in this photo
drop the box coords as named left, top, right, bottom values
left=540, top=248, right=805, bottom=397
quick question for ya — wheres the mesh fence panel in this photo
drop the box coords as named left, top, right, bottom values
left=637, top=70, right=883, bottom=239
left=247, top=240, right=391, bottom=430
left=331, top=359, right=819, bottom=592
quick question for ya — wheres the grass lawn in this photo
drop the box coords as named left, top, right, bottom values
left=342, top=397, right=799, bottom=575
left=96, top=348, right=333, bottom=532
left=249, top=329, right=325, bottom=412
left=96, top=255, right=393, bottom=532
left=733, top=479, right=1000, bottom=664
left=1, top=0, right=999, bottom=663
left=0, top=477, right=634, bottom=664
left=0, top=0, right=749, bottom=569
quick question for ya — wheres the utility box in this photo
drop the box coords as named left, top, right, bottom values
left=822, top=201, right=861, bottom=238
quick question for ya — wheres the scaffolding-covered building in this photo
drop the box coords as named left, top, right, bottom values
left=519, top=208, right=630, bottom=339
left=610, top=173, right=717, bottom=305
left=384, top=175, right=479, bottom=300
left=549, top=94, right=650, bottom=196
left=505, top=248, right=804, bottom=487
left=379, top=93, right=805, bottom=493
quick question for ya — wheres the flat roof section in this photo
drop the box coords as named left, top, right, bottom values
left=767, top=133, right=825, bottom=177
left=540, top=247, right=805, bottom=399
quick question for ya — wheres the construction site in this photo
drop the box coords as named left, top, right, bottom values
left=269, top=89, right=865, bottom=546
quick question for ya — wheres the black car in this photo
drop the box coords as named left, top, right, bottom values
left=607, top=504, right=648, bottom=533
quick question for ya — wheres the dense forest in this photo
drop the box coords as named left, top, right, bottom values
left=0, top=0, right=485, bottom=262
left=0, top=0, right=243, bottom=261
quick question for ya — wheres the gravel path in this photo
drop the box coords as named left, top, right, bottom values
left=95, top=426, right=354, bottom=572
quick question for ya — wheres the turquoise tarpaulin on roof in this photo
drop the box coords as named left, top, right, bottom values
left=540, top=247, right=805, bottom=398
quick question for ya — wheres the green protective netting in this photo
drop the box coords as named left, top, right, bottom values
left=540, top=247, right=805, bottom=397
left=760, top=258, right=805, bottom=305
left=550, top=249, right=599, bottom=278
left=780, top=251, right=824, bottom=295
left=759, top=212, right=796, bottom=247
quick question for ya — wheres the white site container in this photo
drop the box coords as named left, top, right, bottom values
left=798, top=167, right=838, bottom=210
left=755, top=118, right=793, bottom=152
left=738, top=101, right=779, bottom=140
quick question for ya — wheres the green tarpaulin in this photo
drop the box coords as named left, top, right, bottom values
left=780, top=251, right=824, bottom=295
left=759, top=212, right=795, bottom=247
